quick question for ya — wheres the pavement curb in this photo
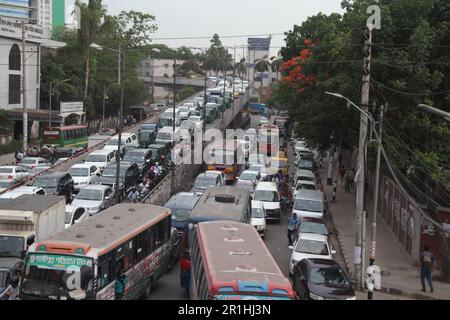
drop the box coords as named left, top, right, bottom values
left=378, top=286, right=442, bottom=300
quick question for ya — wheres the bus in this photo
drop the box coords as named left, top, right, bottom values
left=259, top=124, right=279, bottom=157
left=206, top=139, right=243, bottom=183
left=19, top=203, right=172, bottom=300
left=190, top=220, right=295, bottom=300
left=43, top=125, right=88, bottom=149
left=180, top=186, right=251, bottom=291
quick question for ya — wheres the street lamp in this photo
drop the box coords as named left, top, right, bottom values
left=90, top=43, right=124, bottom=205
left=49, top=79, right=70, bottom=128
left=417, top=104, right=450, bottom=122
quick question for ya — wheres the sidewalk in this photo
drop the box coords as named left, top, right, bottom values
left=319, top=168, right=450, bottom=300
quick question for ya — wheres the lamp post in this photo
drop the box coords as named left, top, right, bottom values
left=417, top=104, right=450, bottom=122
left=49, top=79, right=70, bottom=128
left=90, top=43, right=124, bottom=205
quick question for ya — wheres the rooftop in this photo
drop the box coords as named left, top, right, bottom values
left=0, top=195, right=65, bottom=212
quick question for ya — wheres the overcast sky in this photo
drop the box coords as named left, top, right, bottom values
left=67, top=0, right=344, bottom=57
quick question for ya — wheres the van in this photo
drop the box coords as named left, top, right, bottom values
left=84, top=149, right=116, bottom=172
left=292, top=190, right=326, bottom=219
left=159, top=114, right=181, bottom=127
left=103, top=133, right=138, bottom=155
left=254, top=182, right=281, bottom=222
left=156, top=126, right=181, bottom=146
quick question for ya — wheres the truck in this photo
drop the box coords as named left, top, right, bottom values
left=0, top=194, right=66, bottom=296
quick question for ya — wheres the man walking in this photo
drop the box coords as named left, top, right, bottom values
left=419, top=245, right=436, bottom=293
left=287, top=213, right=299, bottom=247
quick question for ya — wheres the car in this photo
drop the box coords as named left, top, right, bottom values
left=64, top=205, right=89, bottom=229
left=139, top=122, right=159, bottom=133
left=254, top=182, right=281, bottom=222
left=69, top=164, right=100, bottom=191
left=93, top=162, right=141, bottom=200
left=289, top=233, right=336, bottom=275
left=0, top=186, right=46, bottom=199
left=71, top=184, right=115, bottom=216
left=84, top=149, right=116, bottom=172
left=0, top=179, right=17, bottom=193
left=103, top=132, right=139, bottom=155
left=292, top=259, right=356, bottom=300
left=295, top=217, right=330, bottom=243
left=19, top=157, right=50, bottom=170
left=296, top=158, right=316, bottom=171
left=188, top=116, right=204, bottom=131
left=178, top=106, right=191, bottom=120
left=251, top=200, right=267, bottom=238
left=294, top=169, right=316, bottom=185
left=164, top=192, right=201, bottom=234
left=238, top=170, right=261, bottom=183
left=138, top=126, right=157, bottom=148
left=0, top=166, right=29, bottom=181
left=32, top=172, right=75, bottom=202
left=26, top=165, right=51, bottom=180
left=103, top=138, right=126, bottom=156
left=192, top=173, right=222, bottom=196
left=293, top=190, right=326, bottom=219
left=248, top=164, right=268, bottom=180
left=122, top=148, right=153, bottom=175
left=293, top=180, right=318, bottom=198
left=180, top=120, right=195, bottom=140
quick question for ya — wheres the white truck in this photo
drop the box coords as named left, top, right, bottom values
left=0, top=194, right=66, bottom=295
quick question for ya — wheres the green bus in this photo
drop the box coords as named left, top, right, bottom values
left=43, top=125, right=88, bottom=149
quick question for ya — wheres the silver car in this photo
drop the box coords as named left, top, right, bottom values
left=71, top=184, right=115, bottom=216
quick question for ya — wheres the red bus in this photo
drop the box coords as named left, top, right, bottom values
left=259, top=125, right=279, bottom=157
left=190, top=220, right=295, bottom=300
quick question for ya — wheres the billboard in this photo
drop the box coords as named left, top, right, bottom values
left=60, top=102, right=83, bottom=115
left=248, top=37, right=270, bottom=51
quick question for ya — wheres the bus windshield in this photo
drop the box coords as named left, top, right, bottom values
left=21, top=253, right=94, bottom=299
left=0, top=235, right=24, bottom=258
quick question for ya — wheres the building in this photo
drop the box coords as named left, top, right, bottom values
left=51, top=0, right=64, bottom=32
left=247, top=37, right=271, bottom=89
left=37, top=0, right=51, bottom=36
left=0, top=0, right=38, bottom=23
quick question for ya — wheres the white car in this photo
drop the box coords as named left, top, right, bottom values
left=69, top=164, right=101, bottom=191
left=251, top=200, right=266, bottom=238
left=0, top=166, right=29, bottom=181
left=248, top=164, right=268, bottom=180
left=238, top=170, right=261, bottom=183
left=0, top=179, right=16, bottom=193
left=0, top=186, right=46, bottom=199
left=19, top=157, right=50, bottom=170
left=188, top=116, right=204, bottom=132
left=293, top=180, right=318, bottom=198
left=65, top=205, right=89, bottom=229
left=71, top=184, right=115, bottom=216
left=178, top=106, right=190, bottom=120
left=289, top=233, right=336, bottom=275
left=84, top=150, right=116, bottom=172
left=254, top=182, right=281, bottom=222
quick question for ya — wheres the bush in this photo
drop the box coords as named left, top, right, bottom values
left=0, top=141, right=22, bottom=156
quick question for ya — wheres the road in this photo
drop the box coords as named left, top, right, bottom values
left=149, top=114, right=411, bottom=300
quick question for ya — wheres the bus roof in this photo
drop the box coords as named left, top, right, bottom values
left=189, top=186, right=250, bottom=223
left=35, top=204, right=170, bottom=254
left=197, top=220, right=293, bottom=295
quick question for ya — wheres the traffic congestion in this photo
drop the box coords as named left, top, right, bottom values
left=0, top=76, right=357, bottom=301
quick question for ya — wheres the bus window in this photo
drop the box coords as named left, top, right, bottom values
left=98, top=260, right=111, bottom=289
left=135, top=232, right=145, bottom=262
left=144, top=229, right=154, bottom=255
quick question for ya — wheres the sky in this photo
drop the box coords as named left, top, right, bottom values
left=66, top=0, right=344, bottom=58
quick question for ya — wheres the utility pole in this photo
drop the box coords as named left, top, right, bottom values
left=370, top=104, right=385, bottom=265
left=203, top=49, right=207, bottom=135
left=115, top=44, right=124, bottom=205
left=233, top=47, right=236, bottom=113
left=222, top=48, right=227, bottom=123
left=355, top=25, right=373, bottom=290
left=241, top=46, right=245, bottom=95
left=102, top=84, right=107, bottom=129
left=21, top=22, right=28, bottom=151
left=48, top=82, right=52, bottom=128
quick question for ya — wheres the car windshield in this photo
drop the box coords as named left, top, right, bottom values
left=76, top=189, right=103, bottom=201
left=33, top=177, right=58, bottom=188
left=69, top=168, right=89, bottom=177
left=171, top=208, right=190, bottom=221
left=252, top=207, right=264, bottom=218
left=86, top=155, right=106, bottom=163
left=295, top=239, right=329, bottom=255
left=194, top=177, right=216, bottom=189
left=300, top=222, right=328, bottom=235
left=141, top=124, right=156, bottom=130
left=297, top=176, right=315, bottom=182
left=310, top=267, right=350, bottom=287
left=21, top=253, right=94, bottom=298
left=298, top=160, right=313, bottom=168
left=102, top=168, right=125, bottom=178
left=65, top=210, right=73, bottom=224
left=21, top=159, right=37, bottom=164
left=254, top=190, right=279, bottom=202
left=0, top=181, right=14, bottom=188
left=179, top=107, right=189, bottom=112
left=240, top=172, right=258, bottom=181
left=296, top=183, right=316, bottom=191
left=0, top=236, right=24, bottom=258
left=0, top=168, right=13, bottom=173
left=123, top=154, right=144, bottom=164
left=294, top=199, right=323, bottom=213
left=157, top=132, right=172, bottom=140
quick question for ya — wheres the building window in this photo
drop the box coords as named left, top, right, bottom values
left=9, top=74, right=21, bottom=105
left=9, top=44, right=21, bottom=71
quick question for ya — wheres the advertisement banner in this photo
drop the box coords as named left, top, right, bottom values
left=60, top=102, right=84, bottom=115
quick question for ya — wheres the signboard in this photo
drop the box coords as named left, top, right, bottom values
left=60, top=102, right=84, bottom=115
left=0, top=17, right=44, bottom=39
left=248, top=38, right=270, bottom=51
left=29, top=253, right=92, bottom=270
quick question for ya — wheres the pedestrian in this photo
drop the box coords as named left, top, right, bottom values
left=419, top=245, right=436, bottom=293
left=115, top=261, right=127, bottom=300
left=339, top=165, right=346, bottom=187
left=15, top=149, right=24, bottom=164
left=0, top=269, right=21, bottom=300
left=287, top=213, right=299, bottom=246
left=127, top=187, right=139, bottom=203
left=344, top=170, right=351, bottom=193
left=349, top=169, right=356, bottom=192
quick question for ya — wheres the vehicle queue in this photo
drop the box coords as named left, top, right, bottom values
left=0, top=77, right=355, bottom=300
